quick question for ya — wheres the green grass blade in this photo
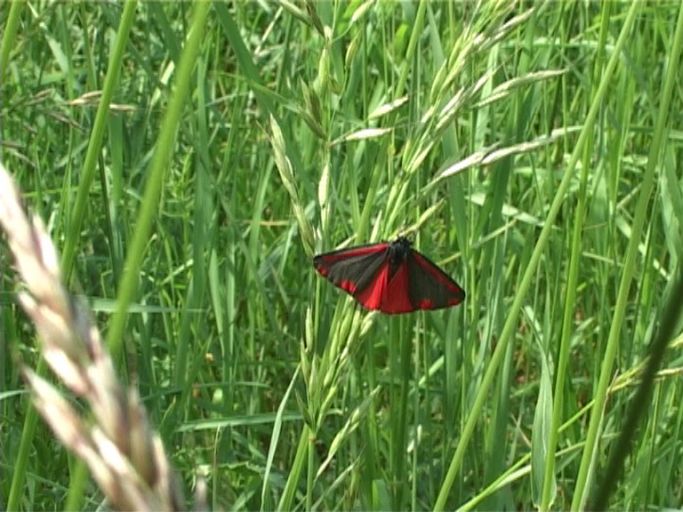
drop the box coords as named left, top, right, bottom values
left=539, top=3, right=612, bottom=509
left=60, top=0, right=138, bottom=282
left=434, top=3, right=641, bottom=509
left=105, top=1, right=211, bottom=362
left=572, top=3, right=683, bottom=508
left=0, top=0, right=24, bottom=80
left=261, top=366, right=300, bottom=511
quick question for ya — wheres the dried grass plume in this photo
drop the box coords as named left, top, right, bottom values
left=0, top=163, right=185, bottom=511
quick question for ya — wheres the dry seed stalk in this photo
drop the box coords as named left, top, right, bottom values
left=0, top=163, right=184, bottom=511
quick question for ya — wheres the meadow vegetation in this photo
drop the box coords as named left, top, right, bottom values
left=1, top=1, right=682, bottom=510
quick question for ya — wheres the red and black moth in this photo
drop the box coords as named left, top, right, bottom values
left=313, top=237, right=465, bottom=314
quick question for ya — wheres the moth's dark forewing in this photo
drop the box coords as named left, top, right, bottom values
left=406, top=250, right=465, bottom=310
left=314, top=244, right=390, bottom=296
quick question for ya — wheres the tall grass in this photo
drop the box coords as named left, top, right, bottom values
left=1, top=2, right=682, bottom=510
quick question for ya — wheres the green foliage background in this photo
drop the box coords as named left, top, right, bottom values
left=2, top=1, right=683, bottom=510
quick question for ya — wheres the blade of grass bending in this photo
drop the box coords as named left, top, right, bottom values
left=105, top=1, right=211, bottom=363
left=433, top=3, right=641, bottom=510
left=576, top=3, right=683, bottom=509
left=593, top=261, right=683, bottom=509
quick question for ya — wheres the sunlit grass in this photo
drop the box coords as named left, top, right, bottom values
left=1, top=2, right=682, bottom=510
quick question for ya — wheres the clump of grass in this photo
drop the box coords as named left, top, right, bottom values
left=0, top=163, right=185, bottom=511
